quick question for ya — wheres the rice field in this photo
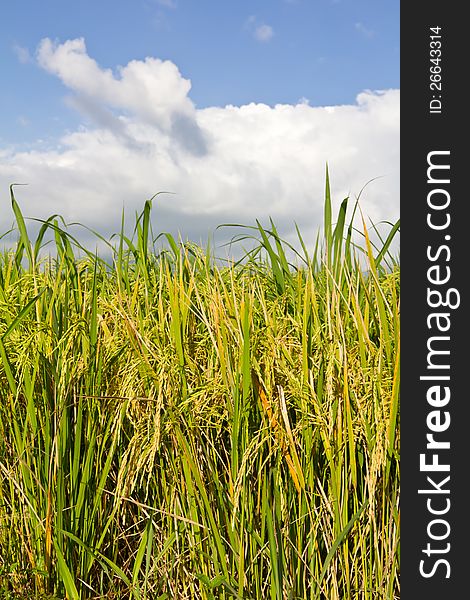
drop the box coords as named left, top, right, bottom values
left=0, top=176, right=400, bottom=599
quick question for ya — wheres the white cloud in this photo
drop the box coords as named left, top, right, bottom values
left=13, top=44, right=32, bottom=64
left=355, top=22, right=376, bottom=38
left=0, top=38, right=399, bottom=257
left=254, top=24, right=274, bottom=42
left=36, top=38, right=194, bottom=127
left=155, top=0, right=177, bottom=7
left=244, top=16, right=274, bottom=43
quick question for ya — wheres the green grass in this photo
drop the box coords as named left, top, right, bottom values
left=0, top=175, right=399, bottom=599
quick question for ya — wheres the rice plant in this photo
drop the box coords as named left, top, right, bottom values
left=0, top=174, right=399, bottom=599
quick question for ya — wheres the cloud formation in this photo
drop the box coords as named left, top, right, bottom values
left=245, top=16, right=275, bottom=43
left=1, top=38, right=399, bottom=256
left=13, top=44, right=32, bottom=64
left=355, top=22, right=376, bottom=38
left=254, top=24, right=274, bottom=42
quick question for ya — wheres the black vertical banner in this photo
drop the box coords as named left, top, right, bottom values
left=401, top=4, right=467, bottom=598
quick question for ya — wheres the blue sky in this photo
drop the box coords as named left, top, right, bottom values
left=0, top=0, right=399, bottom=252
